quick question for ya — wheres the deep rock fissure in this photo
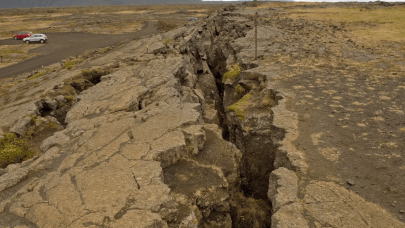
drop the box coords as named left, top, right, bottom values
left=178, top=11, right=281, bottom=226
left=204, top=53, right=275, bottom=227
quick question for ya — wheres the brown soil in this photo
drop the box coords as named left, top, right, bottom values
left=253, top=1, right=405, bottom=222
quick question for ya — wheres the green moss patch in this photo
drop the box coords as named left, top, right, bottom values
left=163, top=38, right=172, bottom=46
left=29, top=115, right=37, bottom=125
left=234, top=84, right=246, bottom=96
left=65, top=96, right=74, bottom=102
left=47, top=122, right=57, bottom=130
left=81, top=68, right=106, bottom=77
left=223, top=63, right=242, bottom=83
left=28, top=71, right=46, bottom=80
left=228, top=93, right=252, bottom=120
left=63, top=59, right=83, bottom=70
left=0, top=133, right=38, bottom=168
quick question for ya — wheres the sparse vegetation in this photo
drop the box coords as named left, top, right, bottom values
left=163, top=38, right=172, bottom=46
left=65, top=96, right=74, bottom=102
left=0, top=44, right=39, bottom=69
left=47, top=122, right=57, bottom=130
left=288, top=7, right=405, bottom=42
left=0, top=133, right=38, bottom=168
left=63, top=59, right=82, bottom=69
left=262, top=94, right=275, bottom=107
left=230, top=191, right=271, bottom=228
left=228, top=93, right=252, bottom=120
left=156, top=20, right=177, bottom=32
left=0, top=49, right=25, bottom=55
left=102, top=47, right=111, bottom=53
left=28, top=71, right=46, bottom=80
left=81, top=68, right=105, bottom=76
left=223, top=63, right=242, bottom=83
left=234, top=84, right=246, bottom=96
left=29, top=115, right=36, bottom=125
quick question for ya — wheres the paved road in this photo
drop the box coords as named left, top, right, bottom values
left=0, top=21, right=157, bottom=80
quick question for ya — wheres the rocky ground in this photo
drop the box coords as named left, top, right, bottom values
left=0, top=2, right=404, bottom=228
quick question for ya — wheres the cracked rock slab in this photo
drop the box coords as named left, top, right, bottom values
left=271, top=203, right=309, bottom=228
left=304, top=181, right=405, bottom=228
left=268, top=167, right=298, bottom=213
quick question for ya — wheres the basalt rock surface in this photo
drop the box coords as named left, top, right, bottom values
left=0, top=2, right=405, bottom=228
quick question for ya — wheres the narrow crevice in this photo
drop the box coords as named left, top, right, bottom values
left=212, top=70, right=230, bottom=141
left=70, top=174, right=85, bottom=205
left=203, top=47, right=276, bottom=227
left=133, top=175, right=141, bottom=190
left=138, top=100, right=143, bottom=111
left=40, top=99, right=73, bottom=127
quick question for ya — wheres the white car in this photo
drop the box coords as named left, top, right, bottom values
left=23, top=34, right=47, bottom=44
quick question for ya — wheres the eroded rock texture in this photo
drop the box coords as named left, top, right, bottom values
left=1, top=2, right=405, bottom=228
left=0, top=10, right=245, bottom=227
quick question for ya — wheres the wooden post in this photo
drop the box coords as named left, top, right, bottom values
left=255, top=16, right=258, bottom=60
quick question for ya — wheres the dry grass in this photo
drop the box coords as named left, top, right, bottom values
left=63, top=59, right=82, bottom=69
left=28, top=71, right=46, bottom=80
left=0, top=16, right=57, bottom=37
left=156, top=20, right=178, bottom=32
left=249, top=2, right=320, bottom=9
left=163, top=38, right=172, bottom=46
left=0, top=44, right=41, bottom=69
left=230, top=191, right=271, bottom=228
left=0, top=4, right=225, bottom=37
left=288, top=7, right=405, bottom=42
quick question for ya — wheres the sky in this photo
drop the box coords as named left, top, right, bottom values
left=207, top=0, right=404, bottom=1
left=0, top=0, right=404, bottom=9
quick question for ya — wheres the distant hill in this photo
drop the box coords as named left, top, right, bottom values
left=0, top=0, right=228, bottom=9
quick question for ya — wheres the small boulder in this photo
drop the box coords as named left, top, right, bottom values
left=149, top=42, right=166, bottom=55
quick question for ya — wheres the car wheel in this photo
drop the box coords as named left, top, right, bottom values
left=25, top=40, right=29, bottom=44
left=40, top=40, right=44, bottom=44
left=14, top=37, right=17, bottom=40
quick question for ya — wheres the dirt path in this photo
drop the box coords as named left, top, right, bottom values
left=0, top=21, right=157, bottom=79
